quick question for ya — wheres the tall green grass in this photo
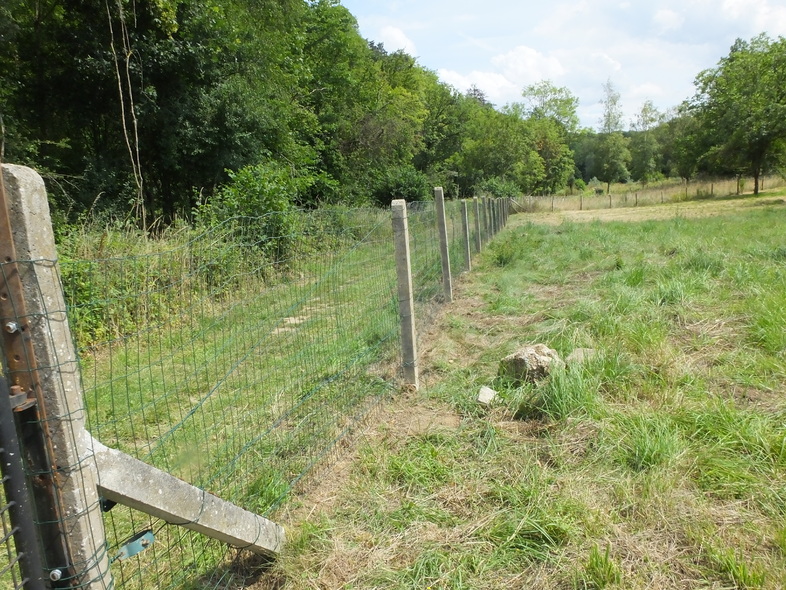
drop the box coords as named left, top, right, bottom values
left=267, top=199, right=786, bottom=590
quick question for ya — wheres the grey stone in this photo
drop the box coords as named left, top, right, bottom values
left=477, top=386, right=498, bottom=406
left=566, top=348, right=597, bottom=366
left=499, top=344, right=564, bottom=384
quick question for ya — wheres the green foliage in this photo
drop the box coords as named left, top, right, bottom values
left=371, top=165, right=431, bottom=206
left=488, top=233, right=524, bottom=267
left=196, top=161, right=306, bottom=260
left=691, top=34, right=786, bottom=193
left=476, top=177, right=520, bottom=199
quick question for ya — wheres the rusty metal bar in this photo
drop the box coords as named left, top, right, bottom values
left=0, top=161, right=37, bottom=412
left=0, top=376, right=46, bottom=590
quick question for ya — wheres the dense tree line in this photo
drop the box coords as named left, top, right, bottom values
left=1, top=1, right=785, bottom=226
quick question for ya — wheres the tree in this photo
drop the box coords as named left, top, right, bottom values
left=629, top=100, right=663, bottom=182
left=691, top=34, right=786, bottom=194
left=520, top=80, right=579, bottom=135
left=593, top=79, right=630, bottom=192
left=599, top=78, right=624, bottom=134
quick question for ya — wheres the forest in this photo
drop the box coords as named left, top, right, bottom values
left=1, top=0, right=785, bottom=229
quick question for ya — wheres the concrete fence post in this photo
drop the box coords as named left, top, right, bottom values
left=461, top=200, right=471, bottom=272
left=391, top=200, right=419, bottom=389
left=473, top=197, right=481, bottom=253
left=480, top=197, right=488, bottom=244
left=0, top=164, right=112, bottom=588
left=434, top=187, right=453, bottom=303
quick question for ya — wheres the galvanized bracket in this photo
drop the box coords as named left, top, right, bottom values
left=114, top=530, right=154, bottom=562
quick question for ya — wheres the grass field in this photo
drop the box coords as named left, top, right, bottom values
left=259, top=190, right=786, bottom=589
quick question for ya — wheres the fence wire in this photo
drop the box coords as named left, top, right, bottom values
left=60, top=207, right=404, bottom=588
left=0, top=487, right=22, bottom=590
left=515, top=174, right=786, bottom=213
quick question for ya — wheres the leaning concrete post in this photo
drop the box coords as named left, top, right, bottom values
left=473, top=197, right=481, bottom=253
left=391, top=200, right=419, bottom=389
left=0, top=165, right=111, bottom=588
left=461, top=200, right=471, bottom=272
left=434, top=187, right=453, bottom=302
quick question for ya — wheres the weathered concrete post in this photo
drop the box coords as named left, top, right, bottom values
left=461, top=200, right=471, bottom=272
left=481, top=197, right=489, bottom=242
left=434, top=187, right=453, bottom=302
left=391, top=200, right=419, bottom=388
left=473, top=197, right=481, bottom=253
left=486, top=198, right=492, bottom=237
left=0, top=164, right=112, bottom=588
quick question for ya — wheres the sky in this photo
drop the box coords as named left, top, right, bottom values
left=338, top=0, right=786, bottom=129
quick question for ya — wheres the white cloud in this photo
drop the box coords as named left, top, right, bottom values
left=720, top=0, right=786, bottom=34
left=590, top=52, right=622, bottom=73
left=653, top=9, right=684, bottom=33
left=378, top=26, right=417, bottom=56
left=437, top=69, right=519, bottom=103
left=491, top=46, right=565, bottom=85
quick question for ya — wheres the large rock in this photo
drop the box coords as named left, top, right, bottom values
left=499, top=344, right=564, bottom=384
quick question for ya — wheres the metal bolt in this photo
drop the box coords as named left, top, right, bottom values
left=4, top=321, right=19, bottom=334
left=49, top=569, right=63, bottom=582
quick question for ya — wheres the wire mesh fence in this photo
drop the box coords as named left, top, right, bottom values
left=0, top=488, right=22, bottom=590
left=59, top=206, right=413, bottom=588
left=514, top=174, right=786, bottom=213
left=0, top=185, right=504, bottom=589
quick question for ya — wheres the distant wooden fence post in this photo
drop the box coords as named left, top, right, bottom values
left=473, top=197, right=481, bottom=253
left=434, top=187, right=453, bottom=302
left=391, top=200, right=419, bottom=389
left=461, top=200, right=471, bottom=272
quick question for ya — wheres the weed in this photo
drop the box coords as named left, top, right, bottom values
left=387, top=435, right=454, bottom=491
left=509, top=365, right=601, bottom=421
left=608, top=412, right=683, bottom=472
left=708, top=547, right=766, bottom=589
left=579, top=544, right=621, bottom=589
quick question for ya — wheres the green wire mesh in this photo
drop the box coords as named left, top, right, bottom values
left=0, top=197, right=501, bottom=590
left=0, top=489, right=23, bottom=590
left=60, top=207, right=408, bottom=588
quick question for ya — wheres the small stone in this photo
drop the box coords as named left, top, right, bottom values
left=477, top=386, right=498, bottom=406
left=498, top=344, right=564, bottom=384
left=566, top=348, right=597, bottom=366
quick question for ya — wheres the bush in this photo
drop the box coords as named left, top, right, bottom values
left=370, top=166, right=431, bottom=206
left=475, top=176, right=519, bottom=199
left=196, top=161, right=312, bottom=261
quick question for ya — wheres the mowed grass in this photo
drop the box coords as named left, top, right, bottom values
left=260, top=196, right=786, bottom=590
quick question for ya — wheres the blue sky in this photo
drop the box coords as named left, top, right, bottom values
left=339, top=0, right=786, bottom=129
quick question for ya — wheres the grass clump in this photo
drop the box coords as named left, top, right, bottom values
left=607, top=412, right=683, bottom=472
left=578, top=544, right=622, bottom=589
left=506, top=364, right=602, bottom=421
left=707, top=546, right=766, bottom=589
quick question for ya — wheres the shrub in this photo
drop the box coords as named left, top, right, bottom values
left=475, top=176, right=519, bottom=199
left=195, top=161, right=311, bottom=261
left=370, top=165, right=431, bottom=206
